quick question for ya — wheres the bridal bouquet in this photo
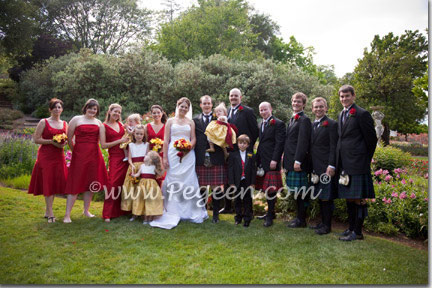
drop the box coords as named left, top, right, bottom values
left=150, top=138, right=164, bottom=153
left=53, top=133, right=67, bottom=144
left=173, top=138, right=192, bottom=163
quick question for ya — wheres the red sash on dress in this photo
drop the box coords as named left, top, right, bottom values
left=140, top=173, right=156, bottom=179
left=216, top=120, right=237, bottom=149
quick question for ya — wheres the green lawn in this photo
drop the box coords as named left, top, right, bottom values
left=0, top=187, right=428, bottom=284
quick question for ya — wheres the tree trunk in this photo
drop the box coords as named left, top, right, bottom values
left=382, top=123, right=390, bottom=146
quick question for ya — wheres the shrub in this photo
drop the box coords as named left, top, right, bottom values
left=373, top=145, right=412, bottom=173
left=2, top=174, right=31, bottom=190
left=0, top=108, right=24, bottom=130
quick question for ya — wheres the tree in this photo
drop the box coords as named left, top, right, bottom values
left=153, top=0, right=261, bottom=63
left=249, top=12, right=279, bottom=58
left=43, top=0, right=152, bottom=54
left=351, top=30, right=428, bottom=144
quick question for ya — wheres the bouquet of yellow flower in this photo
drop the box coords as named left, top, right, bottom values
left=150, top=138, right=164, bottom=153
left=130, top=175, right=140, bottom=185
left=53, top=133, right=67, bottom=144
left=173, top=138, right=192, bottom=163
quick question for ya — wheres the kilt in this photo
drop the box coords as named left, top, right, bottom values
left=338, top=173, right=375, bottom=199
left=313, top=178, right=338, bottom=200
left=255, top=170, right=283, bottom=194
left=286, top=171, right=309, bottom=190
left=196, top=165, right=227, bottom=186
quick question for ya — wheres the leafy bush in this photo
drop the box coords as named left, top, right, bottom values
left=2, top=174, right=31, bottom=190
left=372, top=145, right=411, bottom=173
left=391, top=142, right=428, bottom=156
left=0, top=134, right=38, bottom=179
left=0, top=108, right=24, bottom=130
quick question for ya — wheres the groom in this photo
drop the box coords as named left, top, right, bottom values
left=194, top=95, right=227, bottom=223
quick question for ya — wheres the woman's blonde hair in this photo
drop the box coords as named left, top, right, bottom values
left=132, top=124, right=147, bottom=143
left=146, top=151, right=163, bottom=177
left=104, top=103, right=122, bottom=123
left=214, top=102, right=227, bottom=116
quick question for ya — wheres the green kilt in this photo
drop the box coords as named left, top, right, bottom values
left=313, top=177, right=338, bottom=201
left=286, top=171, right=309, bottom=191
left=338, top=173, right=375, bottom=199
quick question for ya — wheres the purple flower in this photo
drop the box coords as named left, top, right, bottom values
left=410, top=193, right=416, bottom=199
left=409, top=178, right=414, bottom=184
left=382, top=197, right=387, bottom=202
left=425, top=198, right=428, bottom=202
left=384, top=175, right=392, bottom=182
left=391, top=185, right=395, bottom=188
left=391, top=192, right=398, bottom=198
left=399, top=192, right=407, bottom=200
left=383, top=170, right=389, bottom=175
left=375, top=169, right=383, bottom=176
left=371, top=198, right=376, bottom=203
left=401, top=179, right=406, bottom=185
left=394, top=168, right=402, bottom=174
left=386, top=198, right=392, bottom=204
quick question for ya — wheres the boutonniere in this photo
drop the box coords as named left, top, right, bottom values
left=247, top=153, right=253, bottom=158
left=238, top=105, right=244, bottom=112
left=270, top=119, right=276, bottom=126
left=322, top=120, right=329, bottom=127
left=349, top=108, right=356, bottom=117
left=294, top=114, right=300, bottom=121
left=212, top=113, right=217, bottom=120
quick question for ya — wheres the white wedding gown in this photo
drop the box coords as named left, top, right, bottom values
left=149, top=123, right=208, bottom=229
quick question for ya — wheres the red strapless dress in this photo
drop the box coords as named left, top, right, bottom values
left=64, top=124, right=108, bottom=195
left=28, top=119, right=68, bottom=196
left=102, top=122, right=129, bottom=219
left=147, top=123, right=165, bottom=186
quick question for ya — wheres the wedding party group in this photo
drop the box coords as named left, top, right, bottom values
left=28, top=84, right=377, bottom=241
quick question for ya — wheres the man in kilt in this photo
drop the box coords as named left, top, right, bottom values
left=255, top=102, right=286, bottom=227
left=309, top=97, right=338, bottom=235
left=283, top=92, right=312, bottom=228
left=336, top=85, right=377, bottom=241
left=220, top=88, right=258, bottom=214
left=194, top=95, right=227, bottom=223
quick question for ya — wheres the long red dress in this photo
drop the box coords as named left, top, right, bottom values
left=147, top=123, right=165, bottom=186
left=28, top=119, right=68, bottom=196
left=64, top=124, right=108, bottom=195
left=102, top=122, right=129, bottom=219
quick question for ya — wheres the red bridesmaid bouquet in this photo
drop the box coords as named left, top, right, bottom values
left=53, top=133, right=67, bottom=144
left=173, top=138, right=192, bottom=163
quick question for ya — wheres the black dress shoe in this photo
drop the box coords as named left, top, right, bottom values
left=287, top=218, right=306, bottom=228
left=235, top=220, right=241, bottom=225
left=243, top=221, right=250, bottom=227
left=212, top=216, right=219, bottom=223
left=315, top=226, right=331, bottom=235
left=309, top=222, right=324, bottom=230
left=339, top=231, right=357, bottom=241
left=339, top=229, right=352, bottom=237
left=263, top=218, right=273, bottom=227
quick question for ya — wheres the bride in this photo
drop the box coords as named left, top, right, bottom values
left=150, top=97, right=208, bottom=229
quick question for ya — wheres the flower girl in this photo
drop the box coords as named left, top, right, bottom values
left=121, top=124, right=148, bottom=217
left=130, top=151, right=164, bottom=224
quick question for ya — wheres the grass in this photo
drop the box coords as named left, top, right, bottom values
left=0, top=187, right=428, bottom=285
left=412, top=155, right=428, bottom=161
left=1, top=174, right=31, bottom=190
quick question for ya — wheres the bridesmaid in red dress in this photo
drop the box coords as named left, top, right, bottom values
left=28, top=98, right=68, bottom=223
left=63, top=99, right=108, bottom=223
left=146, top=105, right=167, bottom=186
left=100, top=103, right=129, bottom=222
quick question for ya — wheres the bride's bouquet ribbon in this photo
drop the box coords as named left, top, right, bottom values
left=216, top=121, right=238, bottom=149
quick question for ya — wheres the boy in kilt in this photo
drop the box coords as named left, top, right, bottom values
left=194, top=95, right=227, bottom=223
left=283, top=92, right=312, bottom=228
left=255, top=102, right=286, bottom=227
left=309, top=97, right=338, bottom=235
left=228, top=134, right=257, bottom=227
left=336, top=85, right=377, bottom=241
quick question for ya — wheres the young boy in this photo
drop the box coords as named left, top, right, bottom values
left=228, top=134, right=256, bottom=227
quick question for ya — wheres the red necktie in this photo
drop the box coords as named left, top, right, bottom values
left=241, top=159, right=245, bottom=178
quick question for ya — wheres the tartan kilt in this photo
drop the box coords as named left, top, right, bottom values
left=286, top=171, right=309, bottom=190
left=196, top=165, right=227, bottom=186
left=338, top=173, right=375, bottom=199
left=313, top=178, right=338, bottom=200
left=255, top=170, right=283, bottom=194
